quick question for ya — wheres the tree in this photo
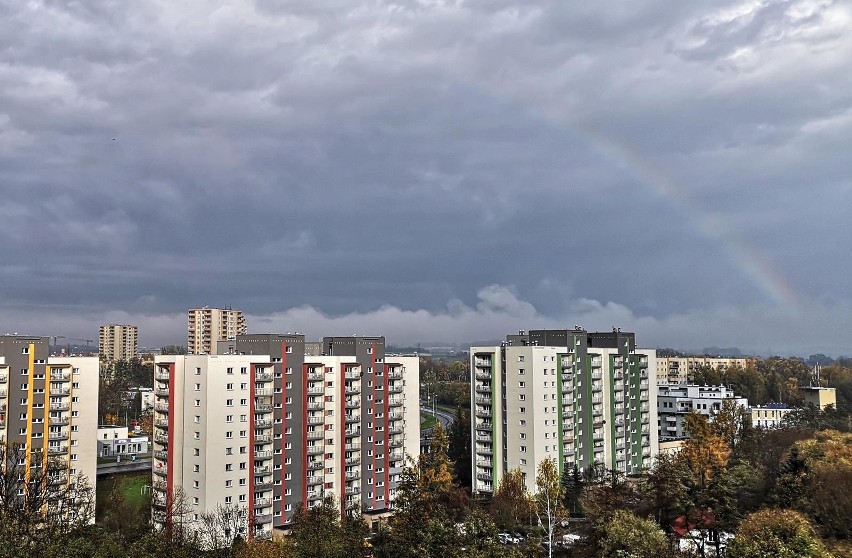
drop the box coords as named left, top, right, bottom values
left=681, top=412, right=731, bottom=487
left=598, top=510, right=671, bottom=558
left=289, top=495, right=347, bottom=558
left=447, top=406, right=471, bottom=489
left=0, top=442, right=95, bottom=554
left=161, top=345, right=188, bottom=355
left=534, top=457, right=564, bottom=558
left=197, top=503, right=251, bottom=553
left=727, top=509, right=831, bottom=558
left=490, top=468, right=532, bottom=531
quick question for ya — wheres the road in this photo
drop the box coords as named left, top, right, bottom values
left=97, top=458, right=152, bottom=476
left=420, top=405, right=456, bottom=449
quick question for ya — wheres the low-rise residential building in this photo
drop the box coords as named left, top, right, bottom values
left=97, top=425, right=149, bottom=457
left=471, top=329, right=657, bottom=496
left=749, top=404, right=792, bottom=429
left=656, top=357, right=751, bottom=386
left=657, top=384, right=748, bottom=440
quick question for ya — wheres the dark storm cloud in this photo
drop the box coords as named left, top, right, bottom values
left=1, top=0, right=851, bottom=355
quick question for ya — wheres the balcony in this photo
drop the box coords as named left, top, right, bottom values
left=474, top=396, right=491, bottom=405
left=345, top=399, right=360, bottom=409
left=345, top=486, right=361, bottom=495
left=48, top=430, right=69, bottom=441
left=345, top=386, right=360, bottom=395
left=475, top=422, right=492, bottom=432
left=345, top=442, right=361, bottom=451
left=0, top=390, right=5, bottom=398
left=389, top=437, right=404, bottom=448
left=591, top=372, right=603, bottom=381
left=387, top=369, right=403, bottom=379
left=307, top=371, right=324, bottom=382
left=154, top=450, right=168, bottom=461
left=476, top=446, right=493, bottom=457
left=308, top=461, right=324, bottom=470
left=388, top=398, right=403, bottom=407
left=345, top=414, right=361, bottom=423
left=344, top=429, right=361, bottom=437
left=52, top=372, right=71, bottom=382
left=254, top=466, right=271, bottom=475
left=388, top=384, right=403, bottom=394
left=475, top=385, right=492, bottom=394
left=50, top=387, right=70, bottom=396
left=307, top=416, right=325, bottom=426
left=255, top=404, right=273, bottom=413
left=307, top=476, right=322, bottom=486
left=255, top=478, right=273, bottom=490
left=346, top=455, right=361, bottom=465
left=255, top=420, right=273, bottom=429
left=389, top=451, right=404, bottom=461
left=474, top=358, right=492, bottom=368
left=307, top=430, right=324, bottom=440
left=345, top=369, right=361, bottom=380
left=388, top=411, right=403, bottom=420
left=154, top=434, right=169, bottom=444
left=153, top=467, right=168, bottom=478
left=254, top=513, right=273, bottom=525
left=49, top=416, right=69, bottom=426
left=255, top=388, right=273, bottom=397
left=255, top=371, right=273, bottom=382
left=49, top=402, right=69, bottom=411
left=155, top=418, right=169, bottom=427
left=154, top=389, right=169, bottom=397
left=476, top=472, right=493, bottom=481
left=307, top=445, right=324, bottom=455
left=154, top=403, right=169, bottom=412
left=255, top=434, right=272, bottom=443
left=562, top=410, right=574, bottom=419
left=154, top=372, right=170, bottom=381
left=306, top=386, right=324, bottom=395
left=475, top=371, right=491, bottom=380
left=475, top=433, right=492, bottom=442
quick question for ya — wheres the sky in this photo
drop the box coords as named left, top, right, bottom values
left=2, top=0, right=851, bottom=356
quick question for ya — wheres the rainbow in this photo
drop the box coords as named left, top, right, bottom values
left=567, top=121, right=801, bottom=311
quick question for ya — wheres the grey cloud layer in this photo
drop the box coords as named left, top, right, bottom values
left=1, top=0, right=850, bottom=354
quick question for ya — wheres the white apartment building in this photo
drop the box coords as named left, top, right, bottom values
left=187, top=307, right=247, bottom=355
left=749, top=404, right=792, bottom=429
left=0, top=336, right=98, bottom=508
left=656, top=356, right=750, bottom=386
left=152, top=334, right=419, bottom=544
left=471, top=329, right=657, bottom=496
left=98, top=324, right=138, bottom=361
left=657, top=384, right=748, bottom=440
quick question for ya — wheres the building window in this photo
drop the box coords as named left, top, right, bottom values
left=226, top=464, right=233, bottom=471
left=518, top=381, right=525, bottom=388
left=226, top=415, right=233, bottom=423
left=226, top=432, right=233, bottom=439
left=227, top=399, right=234, bottom=406
left=226, top=383, right=234, bottom=391
left=227, top=368, right=234, bottom=375
left=519, top=394, right=525, bottom=401
left=518, top=355, right=525, bottom=362
left=519, top=446, right=527, bottom=453
left=225, top=480, right=232, bottom=488
left=519, top=407, right=526, bottom=413
left=226, top=448, right=233, bottom=455
left=194, top=384, right=200, bottom=391
left=195, top=400, right=201, bottom=407
left=194, top=481, right=199, bottom=488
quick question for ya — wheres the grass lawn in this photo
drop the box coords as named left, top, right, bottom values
left=96, top=471, right=151, bottom=521
left=420, top=412, right=438, bottom=430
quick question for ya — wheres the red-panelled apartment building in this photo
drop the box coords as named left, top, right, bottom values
left=151, top=334, right=420, bottom=542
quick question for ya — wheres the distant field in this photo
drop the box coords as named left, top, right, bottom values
left=96, top=471, right=150, bottom=521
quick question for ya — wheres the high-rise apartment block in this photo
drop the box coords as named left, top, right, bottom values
left=471, top=329, right=657, bottom=496
left=99, top=324, right=138, bottom=361
left=152, top=334, right=419, bottom=541
left=187, top=307, right=247, bottom=355
left=657, top=384, right=748, bottom=440
left=0, top=336, right=98, bottom=493
left=656, top=356, right=750, bottom=386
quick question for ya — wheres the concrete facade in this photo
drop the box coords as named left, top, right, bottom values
left=657, top=384, right=748, bottom=440
left=187, top=307, right=247, bottom=355
left=99, top=324, right=138, bottom=362
left=471, top=329, right=657, bottom=496
left=0, top=336, right=98, bottom=504
left=655, top=357, right=750, bottom=386
left=152, top=334, right=419, bottom=543
left=749, top=404, right=792, bottom=429
left=800, top=386, right=837, bottom=410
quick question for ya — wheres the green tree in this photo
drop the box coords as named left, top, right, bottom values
left=598, top=510, right=670, bottom=558
left=490, top=468, right=532, bottom=531
left=289, top=495, right=347, bottom=558
left=727, top=509, right=832, bottom=558
left=447, top=406, right=471, bottom=489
